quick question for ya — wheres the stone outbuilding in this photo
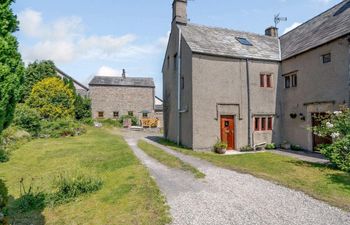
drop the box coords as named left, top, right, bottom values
left=89, top=71, right=156, bottom=120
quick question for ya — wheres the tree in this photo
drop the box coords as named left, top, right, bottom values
left=26, top=77, right=75, bottom=120
left=74, top=95, right=92, bottom=120
left=0, top=0, right=25, bottom=133
left=21, top=60, right=58, bottom=101
left=313, top=106, right=350, bottom=172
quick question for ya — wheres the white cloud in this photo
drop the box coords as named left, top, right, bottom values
left=18, top=9, right=168, bottom=64
left=283, top=22, right=302, bottom=34
left=96, top=66, right=122, bottom=77
left=312, top=0, right=333, bottom=4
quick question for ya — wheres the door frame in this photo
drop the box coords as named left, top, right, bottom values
left=220, top=115, right=236, bottom=150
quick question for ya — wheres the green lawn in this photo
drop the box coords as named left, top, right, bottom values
left=0, top=128, right=171, bottom=225
left=158, top=138, right=350, bottom=211
left=138, top=140, right=205, bottom=179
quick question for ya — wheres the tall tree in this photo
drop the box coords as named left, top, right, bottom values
left=0, top=0, right=25, bottom=133
left=21, top=60, right=57, bottom=101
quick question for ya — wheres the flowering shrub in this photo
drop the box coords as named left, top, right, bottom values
left=313, top=106, right=350, bottom=172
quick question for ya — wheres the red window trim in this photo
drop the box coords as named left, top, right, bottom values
left=266, top=75, right=272, bottom=88
left=254, top=116, right=273, bottom=132
left=260, top=74, right=265, bottom=87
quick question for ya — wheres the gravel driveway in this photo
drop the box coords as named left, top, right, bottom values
left=123, top=132, right=350, bottom=225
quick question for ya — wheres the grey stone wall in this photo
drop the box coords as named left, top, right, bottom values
left=89, top=85, right=155, bottom=120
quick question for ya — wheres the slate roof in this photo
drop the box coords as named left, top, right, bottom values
left=55, top=67, right=89, bottom=91
left=89, top=76, right=155, bottom=88
left=280, top=0, right=350, bottom=60
left=179, top=23, right=280, bottom=61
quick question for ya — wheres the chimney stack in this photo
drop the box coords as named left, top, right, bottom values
left=122, top=69, right=126, bottom=79
left=172, top=0, right=187, bottom=25
left=265, top=26, right=279, bottom=37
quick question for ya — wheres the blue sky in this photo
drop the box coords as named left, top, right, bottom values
left=12, top=0, right=342, bottom=97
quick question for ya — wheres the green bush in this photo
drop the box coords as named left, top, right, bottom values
left=49, top=173, right=103, bottom=205
left=0, top=148, right=9, bottom=163
left=240, top=145, right=254, bottom=152
left=265, top=143, right=276, bottom=150
left=26, top=77, right=75, bottom=120
left=291, top=144, right=303, bottom=151
left=118, top=115, right=138, bottom=126
left=75, top=95, right=92, bottom=120
left=0, top=179, right=8, bottom=210
left=0, top=126, right=31, bottom=154
left=313, top=106, right=350, bottom=171
left=14, top=178, right=45, bottom=213
left=39, top=119, right=86, bottom=138
left=13, top=104, right=41, bottom=135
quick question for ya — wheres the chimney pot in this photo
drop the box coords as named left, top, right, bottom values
left=265, top=26, right=279, bottom=37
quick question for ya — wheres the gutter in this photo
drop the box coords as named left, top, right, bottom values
left=177, top=28, right=182, bottom=145
left=246, top=59, right=252, bottom=146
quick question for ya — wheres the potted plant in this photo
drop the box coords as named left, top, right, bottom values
left=214, top=140, right=227, bottom=154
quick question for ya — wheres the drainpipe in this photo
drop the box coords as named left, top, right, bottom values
left=348, top=36, right=350, bottom=107
left=246, top=59, right=252, bottom=146
left=177, top=28, right=182, bottom=145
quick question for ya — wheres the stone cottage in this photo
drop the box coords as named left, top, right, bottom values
left=163, top=0, right=350, bottom=151
left=89, top=70, right=155, bottom=120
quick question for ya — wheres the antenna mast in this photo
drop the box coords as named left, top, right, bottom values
left=274, top=13, right=287, bottom=27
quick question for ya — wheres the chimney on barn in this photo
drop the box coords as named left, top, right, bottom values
left=172, top=0, right=187, bottom=26
left=265, top=26, right=279, bottom=37
left=122, top=69, right=126, bottom=79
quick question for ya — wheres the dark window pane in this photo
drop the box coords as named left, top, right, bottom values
left=292, top=75, right=297, bottom=87
left=322, top=53, right=331, bottom=64
left=268, top=117, right=273, bottom=130
left=261, top=118, right=266, bottom=130
left=236, top=37, right=253, bottom=46
left=285, top=76, right=291, bottom=88
left=255, top=118, right=260, bottom=131
left=266, top=75, right=272, bottom=88
left=260, top=74, right=265, bottom=87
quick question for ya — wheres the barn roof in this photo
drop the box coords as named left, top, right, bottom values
left=89, top=76, right=155, bottom=88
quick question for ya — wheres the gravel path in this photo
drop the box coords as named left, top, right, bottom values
left=123, top=132, right=350, bottom=225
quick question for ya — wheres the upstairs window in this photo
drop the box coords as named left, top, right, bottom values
left=181, top=77, right=185, bottom=90
left=260, top=74, right=272, bottom=88
left=142, top=113, right=148, bottom=118
left=113, top=111, right=119, bottom=118
left=236, top=37, right=253, bottom=46
left=322, top=53, right=331, bottom=64
left=285, top=74, right=297, bottom=88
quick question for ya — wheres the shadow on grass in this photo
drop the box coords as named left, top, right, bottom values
left=6, top=194, right=46, bottom=225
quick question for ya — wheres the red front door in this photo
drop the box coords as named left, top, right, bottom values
left=221, top=116, right=235, bottom=150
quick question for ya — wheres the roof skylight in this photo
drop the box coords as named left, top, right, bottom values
left=236, top=37, right=253, bottom=46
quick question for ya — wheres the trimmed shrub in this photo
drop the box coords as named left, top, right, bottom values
left=13, top=104, right=41, bottom=135
left=118, top=115, right=138, bottom=126
left=26, top=77, right=75, bottom=120
left=75, top=95, right=92, bottom=121
left=240, top=145, right=254, bottom=152
left=39, top=119, right=86, bottom=138
left=265, top=143, right=276, bottom=150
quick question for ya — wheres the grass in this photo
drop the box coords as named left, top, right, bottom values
left=0, top=128, right=171, bottom=225
left=157, top=138, right=350, bottom=211
left=137, top=140, right=205, bottom=179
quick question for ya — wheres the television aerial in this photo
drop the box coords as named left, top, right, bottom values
left=274, top=13, right=287, bottom=28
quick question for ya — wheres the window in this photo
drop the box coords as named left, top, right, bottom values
left=128, top=111, right=134, bottom=116
left=268, top=117, right=273, bottom=130
left=260, top=74, right=272, bottom=88
left=261, top=118, right=266, bottom=131
left=255, top=118, right=260, bottom=131
left=236, top=37, right=253, bottom=46
left=254, top=116, right=273, bottom=131
left=285, top=76, right=291, bottom=88
left=142, top=113, right=148, bottom=118
left=260, top=74, right=265, bottom=87
left=181, top=77, right=184, bottom=89
left=291, top=74, right=297, bottom=87
left=322, top=53, right=331, bottom=64
left=113, top=111, right=119, bottom=118
left=266, top=75, right=272, bottom=88
left=98, top=111, right=104, bottom=118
